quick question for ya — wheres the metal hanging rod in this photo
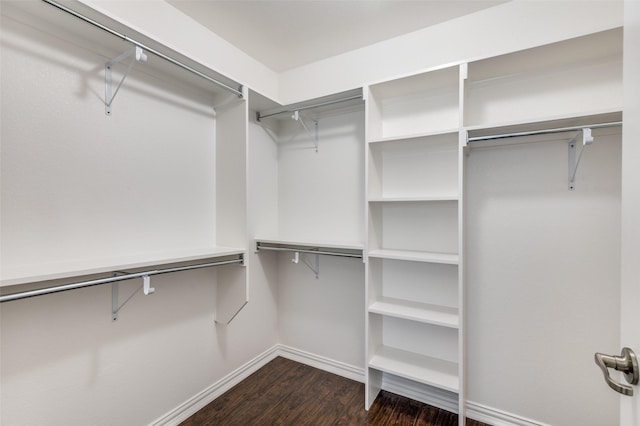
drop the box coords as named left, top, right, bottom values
left=41, top=0, right=244, bottom=98
left=256, top=243, right=363, bottom=259
left=256, top=94, right=362, bottom=121
left=467, top=121, right=622, bottom=143
left=0, top=256, right=244, bottom=303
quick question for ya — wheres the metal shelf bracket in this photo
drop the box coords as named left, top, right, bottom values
left=292, top=251, right=320, bottom=279
left=111, top=272, right=154, bottom=321
left=292, top=110, right=319, bottom=153
left=105, top=46, right=148, bottom=116
left=568, top=127, right=594, bottom=190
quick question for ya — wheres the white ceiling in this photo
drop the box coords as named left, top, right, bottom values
left=166, top=0, right=508, bottom=72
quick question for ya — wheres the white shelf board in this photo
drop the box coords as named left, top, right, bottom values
left=369, top=297, right=459, bottom=328
left=368, top=196, right=459, bottom=203
left=1, top=246, right=245, bottom=287
left=464, top=108, right=622, bottom=137
left=369, top=346, right=459, bottom=393
left=367, top=128, right=459, bottom=145
left=368, top=249, right=459, bottom=264
left=255, top=237, right=363, bottom=251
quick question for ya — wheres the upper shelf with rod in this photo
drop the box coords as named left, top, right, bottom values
left=466, top=111, right=623, bottom=190
left=34, top=0, right=244, bottom=115
left=255, top=239, right=363, bottom=279
left=0, top=249, right=247, bottom=324
left=254, top=89, right=363, bottom=152
left=255, top=238, right=363, bottom=259
left=0, top=246, right=245, bottom=288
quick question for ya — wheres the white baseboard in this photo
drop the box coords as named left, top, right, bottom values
left=149, top=345, right=280, bottom=426
left=151, top=345, right=549, bottom=426
left=380, top=373, right=459, bottom=414
left=150, top=344, right=364, bottom=426
left=466, top=401, right=552, bottom=426
left=276, top=344, right=366, bottom=383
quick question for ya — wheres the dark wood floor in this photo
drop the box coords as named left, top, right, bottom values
left=181, top=357, right=489, bottom=426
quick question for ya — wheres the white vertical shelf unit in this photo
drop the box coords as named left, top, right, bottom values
left=212, top=96, right=250, bottom=325
left=364, top=64, right=465, bottom=419
left=362, top=27, right=623, bottom=421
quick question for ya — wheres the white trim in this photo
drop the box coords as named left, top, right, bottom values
left=276, top=344, right=366, bottom=383
left=466, top=401, right=553, bottom=426
left=149, top=345, right=365, bottom=426
left=150, top=344, right=552, bottom=426
left=149, top=344, right=550, bottom=426
left=149, top=345, right=280, bottom=426
left=380, top=373, right=458, bottom=414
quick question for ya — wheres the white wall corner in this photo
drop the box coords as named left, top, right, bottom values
left=148, top=345, right=281, bottom=426
left=277, top=0, right=624, bottom=104
left=77, top=0, right=280, bottom=101
left=276, top=344, right=366, bottom=384
left=70, top=0, right=623, bottom=106
left=148, top=344, right=364, bottom=426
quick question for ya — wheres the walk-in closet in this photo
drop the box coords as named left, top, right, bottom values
left=2, top=1, right=639, bottom=426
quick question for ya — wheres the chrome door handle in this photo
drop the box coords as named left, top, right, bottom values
left=594, top=347, right=639, bottom=396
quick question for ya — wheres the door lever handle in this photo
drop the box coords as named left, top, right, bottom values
left=594, top=347, right=639, bottom=396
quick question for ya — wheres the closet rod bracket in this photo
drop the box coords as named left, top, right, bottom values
left=105, top=46, right=148, bottom=116
left=292, top=111, right=319, bottom=153
left=111, top=271, right=156, bottom=321
left=292, top=251, right=320, bottom=279
left=568, top=127, right=593, bottom=190
left=142, top=275, right=155, bottom=295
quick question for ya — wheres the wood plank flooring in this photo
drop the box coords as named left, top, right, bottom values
left=180, top=357, right=489, bottom=426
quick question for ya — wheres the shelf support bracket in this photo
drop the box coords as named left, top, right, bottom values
left=111, top=272, right=153, bottom=321
left=105, top=46, right=148, bottom=116
left=111, top=272, right=141, bottom=321
left=292, top=110, right=319, bottom=153
left=292, top=251, right=320, bottom=279
left=111, top=280, right=119, bottom=321
left=568, top=127, right=594, bottom=190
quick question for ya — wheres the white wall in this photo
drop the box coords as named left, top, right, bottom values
left=276, top=110, right=364, bottom=244
left=0, top=3, right=217, bottom=269
left=277, top=110, right=365, bottom=368
left=276, top=254, right=365, bottom=369
left=465, top=132, right=622, bottom=425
